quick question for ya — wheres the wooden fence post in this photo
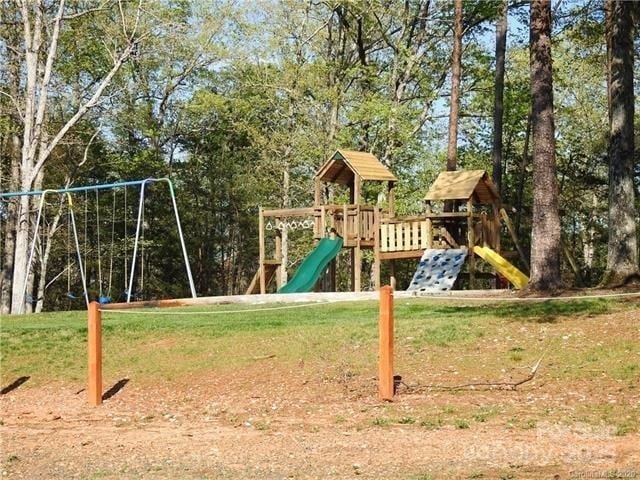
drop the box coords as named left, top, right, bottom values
left=378, top=285, right=394, bottom=401
left=88, top=301, right=102, bottom=406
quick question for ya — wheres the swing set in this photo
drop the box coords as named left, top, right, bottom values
left=0, top=178, right=196, bottom=314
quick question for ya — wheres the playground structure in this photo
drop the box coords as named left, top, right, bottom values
left=250, top=149, right=529, bottom=294
left=0, top=178, right=196, bottom=314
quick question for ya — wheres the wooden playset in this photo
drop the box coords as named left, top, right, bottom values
left=248, top=149, right=529, bottom=294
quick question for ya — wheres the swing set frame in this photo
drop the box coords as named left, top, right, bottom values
left=1, top=177, right=196, bottom=314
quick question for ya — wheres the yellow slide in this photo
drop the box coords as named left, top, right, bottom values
left=473, top=246, right=529, bottom=289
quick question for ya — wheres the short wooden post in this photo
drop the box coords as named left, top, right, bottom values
left=378, top=286, right=394, bottom=401
left=88, top=301, right=102, bottom=406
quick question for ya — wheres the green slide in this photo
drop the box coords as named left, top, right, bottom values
left=278, top=237, right=343, bottom=293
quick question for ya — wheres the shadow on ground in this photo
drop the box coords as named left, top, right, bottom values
left=0, top=376, right=30, bottom=395
left=102, top=378, right=130, bottom=401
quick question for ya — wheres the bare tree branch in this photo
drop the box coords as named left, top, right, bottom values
left=30, top=40, right=137, bottom=183
left=60, top=1, right=112, bottom=21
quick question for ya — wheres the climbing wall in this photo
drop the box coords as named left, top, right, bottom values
left=407, top=248, right=468, bottom=293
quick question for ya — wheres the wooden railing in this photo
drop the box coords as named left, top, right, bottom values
left=379, top=218, right=431, bottom=252
left=311, top=204, right=377, bottom=246
left=263, top=203, right=499, bottom=253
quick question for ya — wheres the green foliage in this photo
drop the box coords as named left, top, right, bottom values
left=3, top=0, right=636, bottom=308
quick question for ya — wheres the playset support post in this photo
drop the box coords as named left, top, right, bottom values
left=259, top=207, right=266, bottom=294
left=378, top=285, right=394, bottom=401
left=373, top=206, right=381, bottom=290
left=314, top=178, right=322, bottom=206
left=352, top=175, right=361, bottom=203
left=88, top=301, right=102, bottom=406
left=491, top=202, right=502, bottom=253
left=500, top=208, right=530, bottom=273
left=467, top=198, right=476, bottom=288
left=425, top=201, right=433, bottom=248
left=275, top=217, right=282, bottom=289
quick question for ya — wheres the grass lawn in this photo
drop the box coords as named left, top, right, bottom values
left=1, top=295, right=639, bottom=479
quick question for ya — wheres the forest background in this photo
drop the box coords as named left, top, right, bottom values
left=1, top=0, right=638, bottom=313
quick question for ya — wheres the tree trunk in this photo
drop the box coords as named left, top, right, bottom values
left=1, top=136, right=20, bottom=314
left=601, top=0, right=639, bottom=286
left=491, top=1, right=508, bottom=194
left=1, top=6, right=22, bottom=314
left=528, top=0, right=562, bottom=291
left=11, top=193, right=32, bottom=312
left=446, top=0, right=463, bottom=172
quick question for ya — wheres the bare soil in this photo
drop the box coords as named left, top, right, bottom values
left=2, top=305, right=639, bottom=479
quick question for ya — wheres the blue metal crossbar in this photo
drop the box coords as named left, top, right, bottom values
left=0, top=178, right=162, bottom=198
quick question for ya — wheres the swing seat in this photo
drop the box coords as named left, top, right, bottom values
left=66, top=292, right=80, bottom=300
left=98, top=295, right=112, bottom=304
left=119, top=291, right=140, bottom=301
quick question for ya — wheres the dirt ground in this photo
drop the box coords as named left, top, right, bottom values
left=1, top=363, right=639, bottom=480
left=2, top=301, right=640, bottom=480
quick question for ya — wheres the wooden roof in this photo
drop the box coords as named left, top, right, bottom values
left=315, top=150, right=397, bottom=185
left=424, top=170, right=500, bottom=204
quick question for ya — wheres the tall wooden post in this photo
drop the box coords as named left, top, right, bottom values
left=390, top=260, right=397, bottom=289
left=329, top=259, right=337, bottom=291
left=258, top=207, right=266, bottom=294
left=88, top=301, right=102, bottom=406
left=467, top=199, right=476, bottom=288
left=388, top=181, right=396, bottom=217
left=353, top=244, right=361, bottom=292
left=353, top=175, right=361, bottom=204
left=425, top=201, right=433, bottom=248
left=314, top=179, right=322, bottom=237
left=373, top=206, right=381, bottom=290
left=491, top=203, right=502, bottom=253
left=353, top=205, right=362, bottom=292
left=314, top=178, right=322, bottom=206
left=378, top=286, right=394, bottom=401
left=320, top=206, right=326, bottom=237
left=275, top=217, right=282, bottom=289
left=500, top=208, right=530, bottom=273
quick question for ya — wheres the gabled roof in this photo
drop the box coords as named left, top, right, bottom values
left=315, top=149, right=397, bottom=185
left=424, top=170, right=500, bottom=204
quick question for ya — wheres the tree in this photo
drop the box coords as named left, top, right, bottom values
left=0, top=2, right=23, bottom=314
left=446, top=0, right=463, bottom=172
left=5, top=0, right=144, bottom=313
left=491, top=1, right=508, bottom=194
left=528, top=0, right=561, bottom=291
left=601, top=0, right=639, bottom=286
